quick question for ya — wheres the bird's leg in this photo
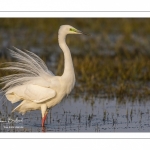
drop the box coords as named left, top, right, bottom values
left=42, top=109, right=49, bottom=127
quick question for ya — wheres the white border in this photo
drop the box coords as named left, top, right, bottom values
left=0, top=133, right=150, bottom=139
left=0, top=0, right=150, bottom=11
left=1, top=1, right=150, bottom=140
left=1, top=12, right=150, bottom=18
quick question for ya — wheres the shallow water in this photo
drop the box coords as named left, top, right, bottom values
left=1, top=94, right=150, bottom=132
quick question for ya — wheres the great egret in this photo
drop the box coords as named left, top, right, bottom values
left=0, top=25, right=87, bottom=127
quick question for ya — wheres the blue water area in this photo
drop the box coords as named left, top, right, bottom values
left=0, top=94, right=150, bottom=132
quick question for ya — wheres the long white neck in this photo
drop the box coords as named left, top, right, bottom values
left=58, top=32, right=75, bottom=78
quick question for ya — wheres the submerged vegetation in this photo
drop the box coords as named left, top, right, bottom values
left=1, top=18, right=150, bottom=99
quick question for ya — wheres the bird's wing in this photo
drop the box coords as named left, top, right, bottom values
left=25, top=77, right=52, bottom=88
left=24, top=84, right=56, bottom=103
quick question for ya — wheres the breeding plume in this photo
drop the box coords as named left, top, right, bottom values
left=0, top=25, right=86, bottom=127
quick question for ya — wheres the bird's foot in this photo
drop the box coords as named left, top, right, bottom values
left=42, top=126, right=46, bottom=132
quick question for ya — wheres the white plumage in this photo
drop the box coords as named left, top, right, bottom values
left=0, top=25, right=84, bottom=127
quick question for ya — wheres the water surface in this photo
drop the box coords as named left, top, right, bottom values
left=0, top=94, right=150, bottom=132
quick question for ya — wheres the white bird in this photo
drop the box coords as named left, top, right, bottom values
left=0, top=25, right=87, bottom=127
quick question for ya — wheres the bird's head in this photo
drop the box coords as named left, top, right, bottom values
left=59, top=25, right=89, bottom=36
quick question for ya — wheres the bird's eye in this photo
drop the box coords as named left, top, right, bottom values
left=70, top=28, right=76, bottom=32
